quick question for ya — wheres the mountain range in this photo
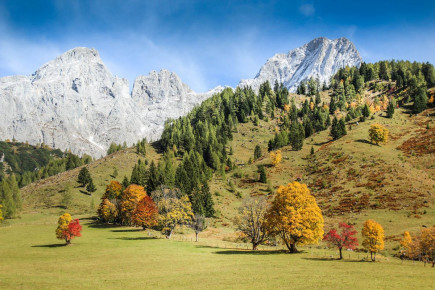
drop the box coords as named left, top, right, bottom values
left=0, top=37, right=361, bottom=157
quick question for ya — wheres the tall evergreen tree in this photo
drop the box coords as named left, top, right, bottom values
left=254, top=145, right=262, bottom=161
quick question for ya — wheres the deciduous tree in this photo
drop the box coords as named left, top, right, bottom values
left=368, top=123, right=389, bottom=145
left=131, top=195, right=158, bottom=229
left=120, top=184, right=147, bottom=225
left=362, top=219, right=384, bottom=261
left=56, top=213, right=82, bottom=245
left=235, top=196, right=270, bottom=250
left=190, top=214, right=207, bottom=242
left=267, top=182, right=324, bottom=253
left=323, top=222, right=358, bottom=259
left=270, top=150, right=282, bottom=166
left=151, top=186, right=193, bottom=239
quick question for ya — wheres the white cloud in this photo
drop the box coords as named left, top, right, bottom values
left=299, top=4, right=315, bottom=17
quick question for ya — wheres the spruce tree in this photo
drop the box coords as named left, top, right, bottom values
left=146, top=161, right=159, bottom=193
left=0, top=179, right=16, bottom=218
left=201, top=182, right=215, bottom=218
left=362, top=104, right=371, bottom=118
left=122, top=176, right=130, bottom=190
left=254, top=145, right=262, bottom=161
left=77, top=167, right=91, bottom=187
left=330, top=117, right=340, bottom=140
left=413, top=87, right=428, bottom=113
left=86, top=178, right=96, bottom=193
left=258, top=165, right=267, bottom=183
left=386, top=101, right=395, bottom=118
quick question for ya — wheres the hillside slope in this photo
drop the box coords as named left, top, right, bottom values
left=20, top=87, right=434, bottom=252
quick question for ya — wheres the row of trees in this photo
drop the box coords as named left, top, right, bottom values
left=128, top=153, right=215, bottom=217
left=97, top=181, right=208, bottom=239
left=331, top=60, right=434, bottom=114
left=400, top=228, right=435, bottom=267
left=235, top=184, right=387, bottom=261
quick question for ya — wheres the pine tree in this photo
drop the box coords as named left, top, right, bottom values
left=77, top=167, right=91, bottom=187
left=310, top=146, right=315, bottom=155
left=413, top=87, right=428, bottom=113
left=290, top=122, right=304, bottom=151
left=8, top=175, right=21, bottom=211
left=258, top=165, right=267, bottom=183
left=201, top=182, right=215, bottom=218
left=254, top=145, right=262, bottom=161
left=122, top=176, right=130, bottom=190
left=146, top=161, right=160, bottom=193
left=86, top=178, right=96, bottom=193
left=330, top=117, right=340, bottom=140
left=362, top=104, right=371, bottom=118
left=0, top=179, right=16, bottom=218
left=386, top=101, right=395, bottom=118
left=329, top=97, right=337, bottom=114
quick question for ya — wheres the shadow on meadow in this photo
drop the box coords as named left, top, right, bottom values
left=109, top=236, right=158, bottom=241
left=303, top=257, right=368, bottom=263
left=110, top=229, right=142, bottom=233
left=32, top=244, right=66, bottom=248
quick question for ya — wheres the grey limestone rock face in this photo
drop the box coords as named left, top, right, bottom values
left=238, top=37, right=362, bottom=92
left=0, top=47, right=220, bottom=157
left=0, top=37, right=361, bottom=158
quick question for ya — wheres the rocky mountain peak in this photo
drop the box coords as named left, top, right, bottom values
left=239, top=37, right=362, bottom=92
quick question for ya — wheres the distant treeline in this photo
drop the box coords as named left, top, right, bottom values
left=0, top=141, right=91, bottom=188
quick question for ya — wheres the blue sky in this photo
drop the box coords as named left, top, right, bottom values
left=0, top=0, right=434, bottom=92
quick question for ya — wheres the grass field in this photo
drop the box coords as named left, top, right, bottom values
left=0, top=213, right=433, bottom=289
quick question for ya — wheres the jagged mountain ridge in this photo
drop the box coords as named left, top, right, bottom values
left=0, top=48, right=220, bottom=157
left=238, top=37, right=362, bottom=92
left=0, top=37, right=361, bottom=157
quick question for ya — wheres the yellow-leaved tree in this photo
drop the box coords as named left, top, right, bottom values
left=420, top=227, right=435, bottom=267
left=368, top=123, right=389, bottom=145
left=270, top=150, right=282, bottom=166
left=362, top=219, right=384, bottom=261
left=97, top=181, right=123, bottom=224
left=120, top=184, right=147, bottom=225
left=151, top=186, right=193, bottom=239
left=267, top=182, right=324, bottom=253
left=56, top=213, right=72, bottom=240
left=0, top=204, right=3, bottom=223
left=400, top=231, right=413, bottom=258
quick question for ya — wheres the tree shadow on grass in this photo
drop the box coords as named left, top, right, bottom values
left=213, top=249, right=291, bottom=255
left=354, top=139, right=373, bottom=145
left=109, top=237, right=158, bottom=241
left=32, top=244, right=66, bottom=248
left=303, top=257, right=368, bottom=263
left=110, top=229, right=142, bottom=233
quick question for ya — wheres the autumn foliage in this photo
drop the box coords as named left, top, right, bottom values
left=323, top=223, right=358, bottom=259
left=56, top=213, right=82, bottom=245
left=400, top=227, right=435, bottom=267
left=267, top=182, right=324, bottom=253
left=120, top=184, right=147, bottom=224
left=131, top=195, right=159, bottom=229
left=0, top=205, right=3, bottom=223
left=362, top=219, right=384, bottom=261
left=368, top=123, right=389, bottom=145
left=270, top=150, right=282, bottom=166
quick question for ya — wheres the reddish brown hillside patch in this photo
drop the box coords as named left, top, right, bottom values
left=397, top=127, right=435, bottom=156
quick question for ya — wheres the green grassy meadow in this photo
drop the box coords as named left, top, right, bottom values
left=0, top=213, right=433, bottom=289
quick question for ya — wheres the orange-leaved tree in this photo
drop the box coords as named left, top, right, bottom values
left=362, top=219, right=384, bottom=261
left=120, top=184, right=147, bottom=225
left=55, top=213, right=82, bottom=245
left=98, top=181, right=123, bottom=224
left=131, top=195, right=159, bottom=230
left=267, top=182, right=324, bottom=253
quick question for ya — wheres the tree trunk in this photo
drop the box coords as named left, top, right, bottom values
left=195, top=232, right=198, bottom=242
left=166, top=228, right=173, bottom=239
left=370, top=252, right=373, bottom=261
left=252, top=242, right=258, bottom=250
left=65, top=238, right=71, bottom=246
left=289, top=243, right=297, bottom=253
left=339, top=247, right=343, bottom=260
